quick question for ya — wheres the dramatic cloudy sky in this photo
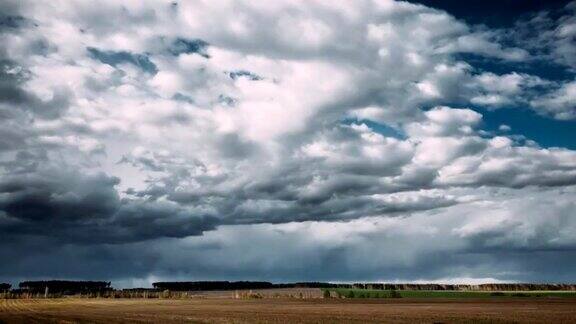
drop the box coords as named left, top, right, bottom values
left=1, top=0, right=576, bottom=287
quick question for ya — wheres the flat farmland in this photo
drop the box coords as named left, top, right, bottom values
left=2, top=293, right=576, bottom=323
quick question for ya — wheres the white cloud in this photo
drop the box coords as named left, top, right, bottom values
left=531, top=81, right=576, bottom=120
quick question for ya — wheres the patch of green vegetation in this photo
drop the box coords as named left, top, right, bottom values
left=328, top=289, right=396, bottom=299
left=322, top=288, right=576, bottom=299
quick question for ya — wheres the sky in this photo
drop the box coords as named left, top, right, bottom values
left=0, top=0, right=575, bottom=288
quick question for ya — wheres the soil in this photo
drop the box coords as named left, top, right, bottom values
left=1, top=291, right=576, bottom=323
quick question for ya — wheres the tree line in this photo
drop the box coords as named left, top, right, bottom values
left=17, top=281, right=112, bottom=294
left=3, top=281, right=576, bottom=294
left=152, top=281, right=346, bottom=291
left=0, top=283, right=11, bottom=292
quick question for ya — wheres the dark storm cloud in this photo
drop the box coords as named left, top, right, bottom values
left=0, top=170, right=119, bottom=222
left=0, top=166, right=220, bottom=245
left=133, top=165, right=458, bottom=226
left=5, top=191, right=573, bottom=286
left=3, top=234, right=576, bottom=286
left=0, top=15, right=26, bottom=30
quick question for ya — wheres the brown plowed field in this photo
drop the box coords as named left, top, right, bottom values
left=1, top=295, right=576, bottom=323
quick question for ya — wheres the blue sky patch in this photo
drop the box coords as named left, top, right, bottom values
left=341, top=118, right=406, bottom=139
left=479, top=107, right=576, bottom=150
left=412, top=0, right=572, bottom=28
left=457, top=53, right=575, bottom=82
left=87, top=47, right=158, bottom=74
left=169, top=38, right=209, bottom=58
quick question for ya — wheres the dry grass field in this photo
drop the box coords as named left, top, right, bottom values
left=2, top=289, right=576, bottom=324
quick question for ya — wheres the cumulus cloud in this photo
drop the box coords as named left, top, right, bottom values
left=512, top=1, right=576, bottom=70
left=531, top=81, right=576, bottom=120
left=0, top=0, right=575, bottom=284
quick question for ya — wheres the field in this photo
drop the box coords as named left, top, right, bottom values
left=325, top=288, right=576, bottom=299
left=2, top=289, right=576, bottom=323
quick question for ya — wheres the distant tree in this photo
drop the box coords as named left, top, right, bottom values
left=18, top=281, right=111, bottom=295
left=152, top=281, right=274, bottom=291
left=390, top=288, right=401, bottom=298
left=0, top=283, right=11, bottom=292
left=293, top=282, right=336, bottom=288
left=323, top=289, right=331, bottom=298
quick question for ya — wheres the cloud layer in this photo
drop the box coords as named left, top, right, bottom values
left=1, top=0, right=575, bottom=285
